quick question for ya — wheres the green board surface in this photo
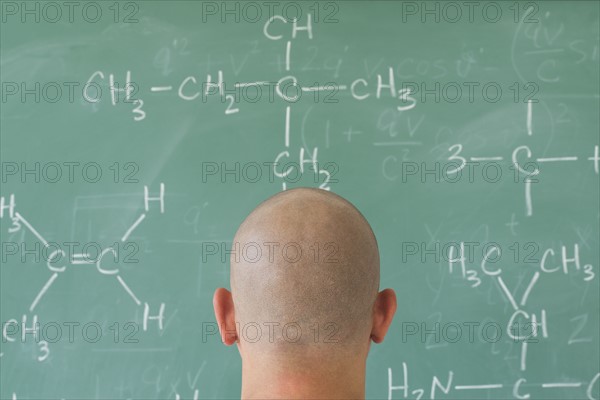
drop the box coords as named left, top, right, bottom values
left=1, top=1, right=599, bottom=399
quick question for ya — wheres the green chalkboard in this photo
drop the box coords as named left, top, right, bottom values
left=1, top=1, right=599, bottom=399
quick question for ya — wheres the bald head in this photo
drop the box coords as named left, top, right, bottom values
left=230, top=188, right=380, bottom=359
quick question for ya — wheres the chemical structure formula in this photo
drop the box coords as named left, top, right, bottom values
left=82, top=14, right=416, bottom=191
left=0, top=183, right=167, bottom=362
left=447, top=100, right=599, bottom=217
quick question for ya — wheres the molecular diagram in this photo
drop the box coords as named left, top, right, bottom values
left=1, top=183, right=167, bottom=362
left=386, top=239, right=598, bottom=399
left=448, top=100, right=599, bottom=217
left=82, top=13, right=416, bottom=192
left=448, top=240, right=593, bottom=368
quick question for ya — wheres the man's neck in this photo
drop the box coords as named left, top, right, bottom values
left=240, top=355, right=366, bottom=399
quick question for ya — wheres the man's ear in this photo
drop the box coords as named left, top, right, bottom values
left=370, top=288, right=397, bottom=344
left=213, top=287, right=238, bottom=345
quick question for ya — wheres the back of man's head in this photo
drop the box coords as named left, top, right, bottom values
left=228, top=188, right=381, bottom=365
